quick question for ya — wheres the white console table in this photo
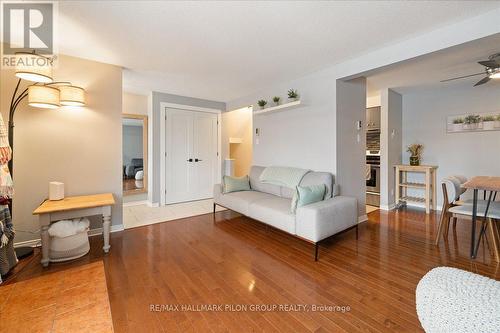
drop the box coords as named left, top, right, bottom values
left=33, top=193, right=115, bottom=267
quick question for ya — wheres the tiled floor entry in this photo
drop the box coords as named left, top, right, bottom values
left=123, top=199, right=226, bottom=229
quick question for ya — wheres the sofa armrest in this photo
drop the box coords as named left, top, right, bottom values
left=213, top=183, right=223, bottom=203
left=295, top=196, right=358, bottom=242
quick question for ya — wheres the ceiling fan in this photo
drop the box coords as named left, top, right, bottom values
left=441, top=53, right=500, bottom=86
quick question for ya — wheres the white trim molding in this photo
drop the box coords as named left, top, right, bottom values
left=14, top=224, right=125, bottom=248
left=358, top=214, right=368, bottom=223
left=160, top=102, right=222, bottom=206
left=380, top=203, right=397, bottom=211
left=123, top=200, right=149, bottom=207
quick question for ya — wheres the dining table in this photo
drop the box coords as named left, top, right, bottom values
left=462, top=176, right=500, bottom=259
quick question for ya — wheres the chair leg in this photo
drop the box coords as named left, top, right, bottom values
left=355, top=224, right=359, bottom=240
left=452, top=217, right=457, bottom=229
left=314, top=243, right=319, bottom=261
left=487, top=218, right=500, bottom=262
left=213, top=203, right=216, bottom=214
left=443, top=214, right=451, bottom=239
left=435, top=209, right=447, bottom=245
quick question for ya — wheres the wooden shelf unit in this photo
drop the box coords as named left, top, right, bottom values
left=395, top=164, right=438, bottom=214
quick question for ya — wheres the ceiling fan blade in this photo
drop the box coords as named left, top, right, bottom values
left=478, top=60, right=499, bottom=68
left=473, top=76, right=491, bottom=87
left=440, top=72, right=484, bottom=82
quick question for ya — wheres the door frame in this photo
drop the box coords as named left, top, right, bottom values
left=160, top=102, right=222, bottom=206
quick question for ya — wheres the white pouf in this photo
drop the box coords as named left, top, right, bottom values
left=416, top=267, right=500, bottom=333
left=135, top=170, right=144, bottom=180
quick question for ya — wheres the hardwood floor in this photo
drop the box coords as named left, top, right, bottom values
left=3, top=207, right=499, bottom=332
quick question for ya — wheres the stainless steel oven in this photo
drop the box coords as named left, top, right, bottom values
left=366, top=151, right=380, bottom=206
left=366, top=165, right=380, bottom=192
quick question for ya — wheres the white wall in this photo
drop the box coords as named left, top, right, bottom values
left=1, top=54, right=123, bottom=242
left=380, top=89, right=402, bottom=209
left=227, top=70, right=337, bottom=174
left=336, top=78, right=367, bottom=217
left=402, top=83, right=500, bottom=208
left=123, top=92, right=148, bottom=115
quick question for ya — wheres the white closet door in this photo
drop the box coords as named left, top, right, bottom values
left=192, top=112, right=218, bottom=199
left=165, top=109, right=194, bottom=203
left=165, top=109, right=218, bottom=204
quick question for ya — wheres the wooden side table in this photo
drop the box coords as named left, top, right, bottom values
left=394, top=165, right=438, bottom=214
left=33, top=193, right=115, bottom=267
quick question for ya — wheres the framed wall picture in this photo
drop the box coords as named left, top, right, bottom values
left=447, top=112, right=500, bottom=133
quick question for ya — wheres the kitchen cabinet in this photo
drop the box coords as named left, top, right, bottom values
left=366, top=106, right=380, bottom=130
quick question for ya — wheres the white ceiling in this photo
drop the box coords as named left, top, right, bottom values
left=366, top=33, right=500, bottom=97
left=55, top=1, right=500, bottom=101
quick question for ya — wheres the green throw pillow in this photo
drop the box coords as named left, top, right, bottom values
left=291, top=184, right=326, bottom=213
left=223, top=175, right=250, bottom=193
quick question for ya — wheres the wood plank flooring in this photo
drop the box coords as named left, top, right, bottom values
left=2, top=207, right=499, bottom=332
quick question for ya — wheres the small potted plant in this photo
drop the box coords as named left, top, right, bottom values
left=257, top=99, right=267, bottom=110
left=482, top=115, right=495, bottom=130
left=287, top=89, right=299, bottom=102
left=272, top=96, right=281, bottom=106
left=407, top=143, right=423, bottom=166
left=463, top=114, right=481, bottom=130
left=495, top=114, right=500, bottom=128
left=452, top=117, right=464, bottom=132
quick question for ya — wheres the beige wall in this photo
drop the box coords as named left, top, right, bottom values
left=222, top=107, right=253, bottom=177
left=123, top=92, right=148, bottom=115
left=0, top=54, right=123, bottom=243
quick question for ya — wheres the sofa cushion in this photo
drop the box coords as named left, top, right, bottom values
left=249, top=166, right=281, bottom=197
left=248, top=197, right=296, bottom=234
left=291, top=184, right=326, bottom=213
left=223, top=175, right=250, bottom=193
left=300, top=172, right=334, bottom=199
left=215, top=190, right=275, bottom=216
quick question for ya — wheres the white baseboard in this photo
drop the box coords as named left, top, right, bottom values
left=123, top=200, right=149, bottom=207
left=147, top=201, right=159, bottom=208
left=14, top=224, right=124, bottom=248
left=14, top=239, right=40, bottom=248
left=379, top=203, right=396, bottom=211
left=358, top=214, right=368, bottom=223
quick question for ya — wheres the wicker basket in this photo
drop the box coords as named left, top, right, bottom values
left=49, top=229, right=89, bottom=262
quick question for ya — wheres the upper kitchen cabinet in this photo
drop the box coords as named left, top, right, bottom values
left=366, top=106, right=381, bottom=130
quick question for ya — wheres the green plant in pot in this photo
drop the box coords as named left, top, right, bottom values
left=272, top=96, right=281, bottom=106
left=482, top=115, right=495, bottom=130
left=287, top=89, right=299, bottom=102
left=452, top=117, right=464, bottom=131
left=407, top=143, right=423, bottom=166
left=463, top=114, right=481, bottom=130
left=257, top=99, right=267, bottom=109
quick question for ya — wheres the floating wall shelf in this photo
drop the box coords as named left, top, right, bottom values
left=253, top=100, right=302, bottom=115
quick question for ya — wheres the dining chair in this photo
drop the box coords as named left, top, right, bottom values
left=435, top=176, right=463, bottom=245
left=448, top=204, right=500, bottom=261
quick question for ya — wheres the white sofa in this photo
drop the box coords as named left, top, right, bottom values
left=213, top=166, right=358, bottom=260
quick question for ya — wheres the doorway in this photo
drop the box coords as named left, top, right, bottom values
left=162, top=107, right=221, bottom=205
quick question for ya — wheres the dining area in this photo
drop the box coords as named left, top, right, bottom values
left=435, top=175, right=500, bottom=262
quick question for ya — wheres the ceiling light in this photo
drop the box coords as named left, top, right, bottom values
left=15, top=52, right=53, bottom=83
left=28, top=85, right=60, bottom=109
left=489, top=68, right=500, bottom=79
left=59, top=85, right=86, bottom=106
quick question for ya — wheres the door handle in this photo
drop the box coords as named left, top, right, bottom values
left=195, top=158, right=202, bottom=162
left=187, top=158, right=193, bottom=162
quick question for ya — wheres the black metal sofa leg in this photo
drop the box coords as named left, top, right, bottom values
left=213, top=203, right=216, bottom=214
left=314, top=243, right=319, bottom=261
